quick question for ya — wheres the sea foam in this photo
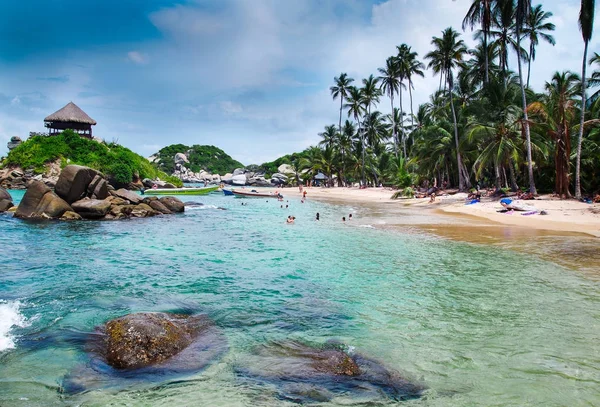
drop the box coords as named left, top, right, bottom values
left=0, top=300, right=28, bottom=351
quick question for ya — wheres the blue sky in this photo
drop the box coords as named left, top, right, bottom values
left=0, top=0, right=597, bottom=165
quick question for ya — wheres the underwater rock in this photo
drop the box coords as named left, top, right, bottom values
left=235, top=340, right=424, bottom=403
left=61, top=312, right=227, bottom=394
left=104, top=312, right=208, bottom=369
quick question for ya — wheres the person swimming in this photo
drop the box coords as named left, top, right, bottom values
left=342, top=216, right=346, bottom=222
left=315, top=212, right=320, bottom=221
left=348, top=214, right=352, bottom=220
left=286, top=216, right=295, bottom=224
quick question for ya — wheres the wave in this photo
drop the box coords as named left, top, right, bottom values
left=0, top=300, right=28, bottom=352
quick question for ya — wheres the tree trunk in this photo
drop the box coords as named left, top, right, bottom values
left=484, top=30, right=489, bottom=84
left=391, top=92, right=397, bottom=157
left=448, top=76, right=466, bottom=191
left=509, top=160, right=519, bottom=191
left=399, top=84, right=406, bottom=158
left=409, top=79, right=415, bottom=147
left=339, top=96, right=344, bottom=187
left=359, top=120, right=365, bottom=187
left=502, top=165, right=509, bottom=189
left=575, top=40, right=589, bottom=199
left=495, top=163, right=502, bottom=190
left=516, top=24, right=537, bottom=194
left=526, top=42, right=533, bottom=88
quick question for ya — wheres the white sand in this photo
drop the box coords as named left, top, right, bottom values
left=289, top=186, right=600, bottom=237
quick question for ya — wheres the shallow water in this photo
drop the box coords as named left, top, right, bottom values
left=1, top=190, right=599, bottom=406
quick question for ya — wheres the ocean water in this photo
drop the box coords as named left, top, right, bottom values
left=1, top=189, right=599, bottom=406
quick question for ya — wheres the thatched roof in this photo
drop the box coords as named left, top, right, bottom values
left=44, top=102, right=97, bottom=125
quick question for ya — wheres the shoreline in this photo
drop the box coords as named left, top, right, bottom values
left=291, top=186, right=600, bottom=238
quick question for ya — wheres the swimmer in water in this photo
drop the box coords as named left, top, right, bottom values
left=315, top=212, right=320, bottom=221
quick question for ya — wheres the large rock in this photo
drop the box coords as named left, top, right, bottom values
left=7, top=136, right=22, bottom=151
left=71, top=199, right=111, bottom=219
left=112, top=188, right=142, bottom=204
left=104, top=312, right=211, bottom=369
left=278, top=164, right=295, bottom=175
left=60, top=211, right=83, bottom=221
left=174, top=153, right=189, bottom=165
left=55, top=165, right=102, bottom=204
left=15, top=181, right=72, bottom=219
left=233, top=168, right=245, bottom=176
left=0, top=187, right=13, bottom=212
left=130, top=203, right=157, bottom=218
left=148, top=200, right=172, bottom=214
left=87, top=175, right=109, bottom=200
left=159, top=196, right=184, bottom=213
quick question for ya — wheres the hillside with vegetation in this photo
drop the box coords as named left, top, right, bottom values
left=257, top=150, right=311, bottom=177
left=291, top=2, right=600, bottom=197
left=1, top=130, right=182, bottom=186
left=154, top=144, right=243, bottom=175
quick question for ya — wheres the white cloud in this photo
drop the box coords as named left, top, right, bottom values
left=127, top=51, right=148, bottom=65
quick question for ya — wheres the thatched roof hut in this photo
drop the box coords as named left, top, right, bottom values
left=44, top=102, right=97, bottom=138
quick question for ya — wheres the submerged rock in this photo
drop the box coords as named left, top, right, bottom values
left=62, top=312, right=227, bottom=394
left=104, top=312, right=209, bottom=369
left=235, top=340, right=424, bottom=403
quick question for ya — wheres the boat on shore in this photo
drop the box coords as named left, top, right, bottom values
left=143, top=186, right=219, bottom=196
left=223, top=189, right=234, bottom=196
left=232, top=189, right=282, bottom=198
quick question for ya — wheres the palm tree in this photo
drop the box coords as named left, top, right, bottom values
left=330, top=73, right=354, bottom=141
left=589, top=52, right=600, bottom=104
left=404, top=47, right=426, bottom=143
left=575, top=0, right=596, bottom=199
left=345, top=86, right=367, bottom=186
left=425, top=27, right=471, bottom=190
left=378, top=57, right=401, bottom=156
left=524, top=5, right=556, bottom=88
left=396, top=45, right=411, bottom=156
left=318, top=125, right=338, bottom=149
left=528, top=72, right=580, bottom=198
left=512, top=0, right=538, bottom=194
left=465, top=39, right=501, bottom=89
left=462, top=0, right=494, bottom=84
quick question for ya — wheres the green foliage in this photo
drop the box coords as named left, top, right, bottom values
left=258, top=151, right=310, bottom=175
left=154, top=144, right=243, bottom=175
left=4, top=130, right=182, bottom=186
left=403, top=187, right=415, bottom=198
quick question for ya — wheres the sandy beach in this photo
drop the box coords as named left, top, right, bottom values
left=294, top=186, right=600, bottom=238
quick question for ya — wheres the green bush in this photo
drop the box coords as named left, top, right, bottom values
left=154, top=144, right=243, bottom=175
left=4, top=130, right=182, bottom=186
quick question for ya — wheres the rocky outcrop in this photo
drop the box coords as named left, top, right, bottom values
left=159, top=196, right=185, bottom=213
left=15, top=181, right=72, bottom=219
left=55, top=165, right=103, bottom=204
left=111, top=188, right=142, bottom=204
left=174, top=152, right=189, bottom=166
left=71, top=199, right=112, bottom=219
left=7, top=136, right=22, bottom=151
left=11, top=166, right=184, bottom=221
left=0, top=187, right=13, bottom=212
left=103, top=313, right=212, bottom=369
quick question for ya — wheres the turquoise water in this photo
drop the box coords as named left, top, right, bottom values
left=1, top=189, right=599, bottom=406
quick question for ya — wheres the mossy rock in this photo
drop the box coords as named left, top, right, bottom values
left=105, top=312, right=211, bottom=369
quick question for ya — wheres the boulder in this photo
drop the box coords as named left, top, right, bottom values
left=71, top=199, right=111, bottom=219
left=0, top=187, right=12, bottom=212
left=15, top=181, right=72, bottom=219
left=112, top=188, right=142, bottom=204
left=232, top=174, right=246, bottom=186
left=159, top=196, right=185, bottom=213
left=104, top=312, right=210, bottom=369
left=148, top=200, right=172, bottom=214
left=55, top=165, right=102, bottom=204
left=105, top=196, right=129, bottom=206
left=60, top=211, right=83, bottom=221
left=7, top=136, right=22, bottom=151
left=109, top=204, right=134, bottom=218
left=233, top=168, right=245, bottom=176
left=278, top=164, right=295, bottom=175
left=130, top=203, right=157, bottom=218
left=87, top=175, right=109, bottom=200
left=174, top=152, right=189, bottom=165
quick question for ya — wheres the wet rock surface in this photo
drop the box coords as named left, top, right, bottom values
left=0, top=187, right=13, bottom=212
left=14, top=181, right=72, bottom=219
left=235, top=340, right=424, bottom=403
left=61, top=312, right=227, bottom=394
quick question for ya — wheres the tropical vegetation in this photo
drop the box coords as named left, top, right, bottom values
left=153, top=144, right=243, bottom=175
left=286, top=0, right=600, bottom=198
left=2, top=130, right=182, bottom=186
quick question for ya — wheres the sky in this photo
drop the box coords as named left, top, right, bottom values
left=0, top=0, right=597, bottom=165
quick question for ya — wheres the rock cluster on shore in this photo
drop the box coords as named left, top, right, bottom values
left=168, top=149, right=297, bottom=187
left=6, top=164, right=184, bottom=220
left=0, top=160, right=62, bottom=190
